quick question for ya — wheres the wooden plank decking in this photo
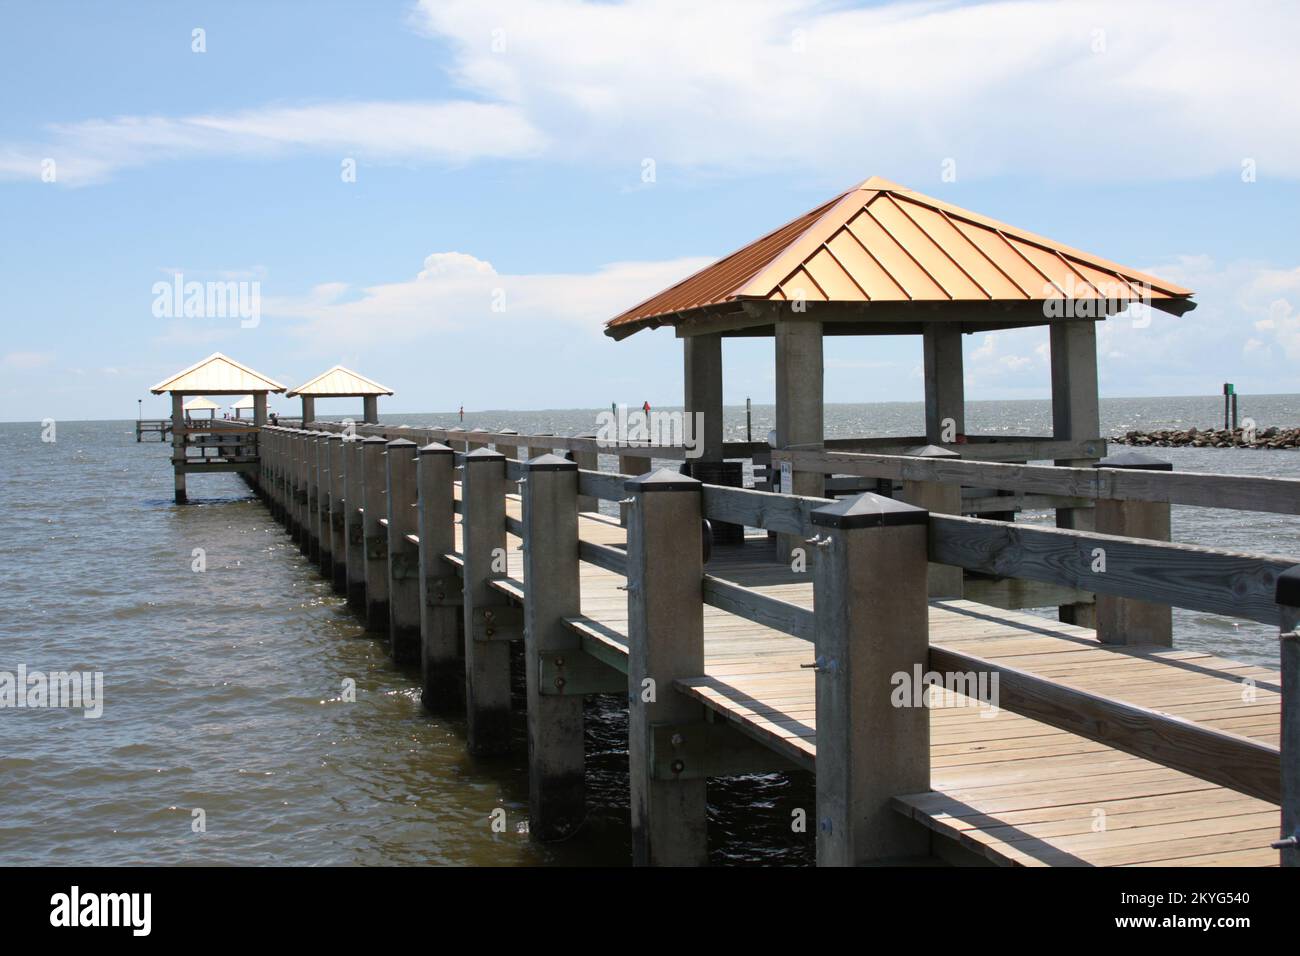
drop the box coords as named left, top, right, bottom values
left=453, top=493, right=1281, bottom=867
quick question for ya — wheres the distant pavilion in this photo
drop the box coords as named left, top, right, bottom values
left=286, top=365, right=393, bottom=424
left=150, top=352, right=285, bottom=503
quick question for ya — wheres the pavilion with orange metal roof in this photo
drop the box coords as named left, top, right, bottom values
left=286, top=365, right=394, bottom=424
left=606, top=176, right=1194, bottom=621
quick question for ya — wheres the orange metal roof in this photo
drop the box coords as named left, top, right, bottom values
left=605, top=177, right=1194, bottom=338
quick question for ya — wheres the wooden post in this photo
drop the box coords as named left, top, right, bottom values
left=810, top=493, right=931, bottom=866
left=923, top=323, right=964, bottom=444
left=568, top=433, right=599, bottom=514
left=460, top=448, right=512, bottom=754
left=683, top=332, right=724, bottom=461
left=526, top=433, right=555, bottom=461
left=362, top=394, right=379, bottom=424
left=417, top=442, right=462, bottom=709
left=626, top=468, right=708, bottom=866
left=522, top=453, right=585, bottom=838
left=170, top=392, right=187, bottom=504
left=899, top=444, right=963, bottom=599
left=286, top=430, right=301, bottom=541
left=316, top=432, right=333, bottom=579
left=618, top=453, right=652, bottom=525
left=775, top=317, right=823, bottom=559
left=386, top=439, right=421, bottom=663
left=344, top=437, right=366, bottom=610
left=361, top=436, right=390, bottom=634
left=311, top=433, right=327, bottom=565
left=296, top=430, right=311, bottom=551
left=1093, top=452, right=1174, bottom=646
left=1277, top=568, right=1300, bottom=867
left=495, top=429, right=519, bottom=462
left=1051, top=320, right=1102, bottom=628
left=254, top=392, right=267, bottom=428
left=301, top=395, right=315, bottom=424
left=329, top=434, right=347, bottom=593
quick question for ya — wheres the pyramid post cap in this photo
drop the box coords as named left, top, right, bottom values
left=527, top=453, right=577, bottom=472
left=810, top=492, right=928, bottom=530
left=386, top=438, right=417, bottom=448
left=361, top=435, right=388, bottom=445
left=464, top=447, right=505, bottom=462
left=903, top=444, right=961, bottom=459
left=624, top=467, right=702, bottom=493
left=419, top=441, right=453, bottom=455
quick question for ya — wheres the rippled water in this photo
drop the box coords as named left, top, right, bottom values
left=1, top=396, right=1297, bottom=865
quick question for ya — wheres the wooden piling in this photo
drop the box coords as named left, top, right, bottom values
left=328, top=434, right=347, bottom=593
left=522, top=454, right=585, bottom=839
left=385, top=439, right=421, bottom=663
left=526, top=434, right=555, bottom=461
left=460, top=448, right=513, bottom=754
left=625, top=468, right=708, bottom=866
left=417, top=442, right=462, bottom=709
left=293, top=430, right=309, bottom=545
left=361, top=436, right=390, bottom=633
left=171, top=393, right=187, bottom=504
left=316, top=432, right=334, bottom=580
left=1094, top=452, right=1174, bottom=646
left=569, top=434, right=599, bottom=514
left=810, top=493, right=930, bottom=866
left=344, top=437, right=366, bottom=610
left=308, top=432, right=324, bottom=563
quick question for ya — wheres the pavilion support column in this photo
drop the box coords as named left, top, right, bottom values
left=253, top=393, right=267, bottom=428
left=683, top=333, right=724, bottom=462
left=301, top=395, right=315, bottom=425
left=170, top=393, right=187, bottom=504
left=774, top=318, right=824, bottom=562
left=363, top=395, right=379, bottom=424
left=1051, top=320, right=1102, bottom=629
left=923, top=323, right=965, bottom=444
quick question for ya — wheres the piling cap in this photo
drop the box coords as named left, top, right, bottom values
left=572, top=431, right=597, bottom=439
left=527, top=453, right=576, bottom=471
left=498, top=428, right=519, bottom=435
left=1277, top=567, right=1300, bottom=609
left=386, top=438, right=417, bottom=448
left=361, top=435, right=388, bottom=445
left=811, top=492, right=928, bottom=530
left=463, top=446, right=505, bottom=463
left=1095, top=451, right=1172, bottom=471
left=903, top=444, right=960, bottom=459
left=419, top=441, right=453, bottom=455
left=624, top=467, right=701, bottom=493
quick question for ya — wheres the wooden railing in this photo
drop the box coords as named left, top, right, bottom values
left=254, top=423, right=1300, bottom=866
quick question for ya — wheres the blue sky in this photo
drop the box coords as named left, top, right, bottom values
left=1, top=0, right=1297, bottom=422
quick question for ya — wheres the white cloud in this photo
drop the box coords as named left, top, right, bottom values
left=412, top=0, right=1300, bottom=182
left=2, top=351, right=55, bottom=370
left=264, top=250, right=713, bottom=345
left=0, top=101, right=543, bottom=185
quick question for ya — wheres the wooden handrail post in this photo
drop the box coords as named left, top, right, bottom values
left=343, top=436, right=366, bottom=611
left=386, top=439, right=421, bottom=663
left=294, top=430, right=309, bottom=547
left=526, top=433, right=555, bottom=461
left=899, top=444, right=964, bottom=599
left=361, top=436, right=390, bottom=633
left=307, top=432, right=324, bottom=563
left=494, top=429, right=519, bottom=462
left=417, top=442, right=462, bottom=709
left=618, top=453, right=652, bottom=526
left=316, top=432, right=334, bottom=579
left=626, top=468, right=707, bottom=866
left=1093, top=452, right=1173, bottom=646
left=569, top=433, right=599, bottom=514
left=1278, top=567, right=1300, bottom=867
left=461, top=448, right=512, bottom=754
left=522, top=453, right=585, bottom=839
left=810, top=492, right=931, bottom=866
left=328, top=434, right=346, bottom=593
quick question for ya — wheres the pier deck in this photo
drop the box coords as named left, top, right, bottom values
left=452, top=493, right=1282, bottom=867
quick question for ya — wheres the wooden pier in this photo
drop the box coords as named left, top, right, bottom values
left=239, top=421, right=1300, bottom=867
left=135, top=419, right=172, bottom=442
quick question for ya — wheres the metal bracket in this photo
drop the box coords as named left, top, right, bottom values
left=470, top=604, right=523, bottom=642
left=649, top=720, right=797, bottom=781
left=538, top=650, right=625, bottom=696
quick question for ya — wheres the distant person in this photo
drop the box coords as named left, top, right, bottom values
left=642, top=400, right=651, bottom=415
left=269, top=412, right=279, bottom=426
left=459, top=405, right=465, bottom=422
